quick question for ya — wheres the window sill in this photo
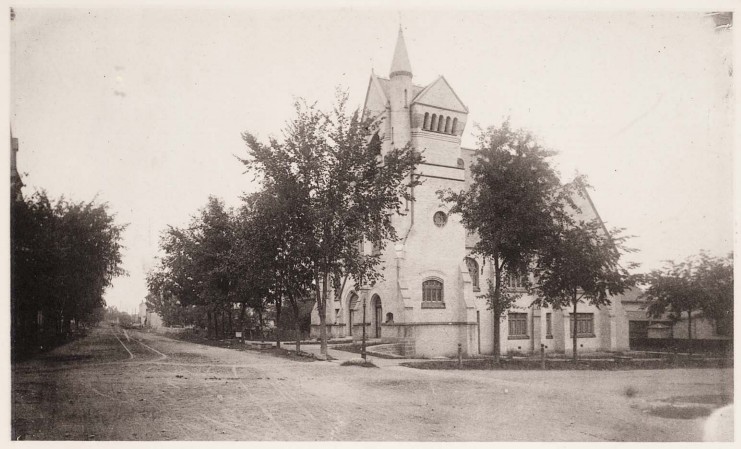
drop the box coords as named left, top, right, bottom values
left=569, top=333, right=596, bottom=339
left=508, top=335, right=529, bottom=340
left=421, top=302, right=446, bottom=309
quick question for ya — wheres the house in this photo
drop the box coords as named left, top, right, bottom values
left=623, top=291, right=732, bottom=351
left=138, top=301, right=163, bottom=329
left=310, top=29, right=632, bottom=357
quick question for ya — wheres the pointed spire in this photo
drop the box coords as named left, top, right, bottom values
left=389, top=26, right=412, bottom=78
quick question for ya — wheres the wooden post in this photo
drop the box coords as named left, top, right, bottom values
left=458, top=343, right=462, bottom=369
left=541, top=343, right=546, bottom=370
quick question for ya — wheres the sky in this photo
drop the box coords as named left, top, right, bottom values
left=9, top=4, right=734, bottom=314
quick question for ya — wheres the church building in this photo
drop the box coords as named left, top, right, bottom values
left=311, top=29, right=630, bottom=358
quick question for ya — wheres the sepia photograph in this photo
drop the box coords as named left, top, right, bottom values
left=9, top=0, right=735, bottom=442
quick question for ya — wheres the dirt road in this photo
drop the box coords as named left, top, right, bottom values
left=11, top=326, right=733, bottom=441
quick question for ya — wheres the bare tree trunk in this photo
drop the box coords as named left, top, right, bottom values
left=572, top=300, right=578, bottom=364
left=492, top=256, right=502, bottom=365
left=207, top=311, right=212, bottom=339
left=687, top=308, right=693, bottom=356
left=290, top=295, right=302, bottom=353
left=214, top=309, right=219, bottom=339
left=228, top=310, right=233, bottom=336
left=318, top=275, right=328, bottom=358
left=257, top=308, right=265, bottom=342
left=493, top=309, right=501, bottom=365
left=275, top=295, right=282, bottom=349
left=239, top=302, right=247, bottom=329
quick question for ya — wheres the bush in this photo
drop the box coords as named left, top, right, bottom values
left=340, top=358, right=378, bottom=368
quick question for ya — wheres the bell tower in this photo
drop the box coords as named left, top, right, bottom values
left=388, top=27, right=413, bottom=149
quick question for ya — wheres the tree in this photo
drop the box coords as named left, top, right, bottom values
left=240, top=92, right=422, bottom=357
left=642, top=252, right=733, bottom=351
left=11, top=190, right=126, bottom=356
left=149, top=197, right=239, bottom=338
left=238, top=182, right=316, bottom=350
left=439, top=120, right=572, bottom=363
left=533, top=212, right=636, bottom=362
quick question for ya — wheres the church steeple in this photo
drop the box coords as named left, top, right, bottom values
left=389, top=27, right=412, bottom=79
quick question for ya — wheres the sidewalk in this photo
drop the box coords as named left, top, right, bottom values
left=281, top=342, right=418, bottom=367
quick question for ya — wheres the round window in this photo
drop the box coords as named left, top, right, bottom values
left=433, top=211, right=447, bottom=228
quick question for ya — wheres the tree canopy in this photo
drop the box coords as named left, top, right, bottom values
left=439, top=120, right=572, bottom=362
left=239, top=93, right=422, bottom=356
left=11, top=190, right=126, bottom=357
left=641, top=252, right=733, bottom=342
left=533, top=210, right=637, bottom=361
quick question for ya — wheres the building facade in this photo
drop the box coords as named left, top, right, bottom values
left=310, top=29, right=631, bottom=357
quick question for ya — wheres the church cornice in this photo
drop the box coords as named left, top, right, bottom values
left=411, top=130, right=460, bottom=143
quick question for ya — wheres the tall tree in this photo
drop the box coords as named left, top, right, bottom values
left=239, top=181, right=315, bottom=350
left=240, top=93, right=422, bottom=357
left=439, top=120, right=572, bottom=363
left=151, top=197, right=238, bottom=338
left=533, top=212, right=636, bottom=362
left=11, top=190, right=126, bottom=356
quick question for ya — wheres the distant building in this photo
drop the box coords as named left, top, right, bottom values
left=622, top=290, right=731, bottom=348
left=138, top=301, right=163, bottom=329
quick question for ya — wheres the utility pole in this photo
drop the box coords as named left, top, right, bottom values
left=360, top=285, right=369, bottom=360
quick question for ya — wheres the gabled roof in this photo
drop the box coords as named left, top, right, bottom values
left=411, top=75, right=469, bottom=113
left=362, top=73, right=391, bottom=117
left=373, top=76, right=425, bottom=100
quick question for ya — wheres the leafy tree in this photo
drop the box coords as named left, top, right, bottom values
left=150, top=197, right=241, bottom=338
left=240, top=93, right=422, bottom=357
left=439, top=121, right=572, bottom=362
left=642, top=252, right=733, bottom=351
left=533, top=212, right=636, bottom=362
left=238, top=182, right=315, bottom=350
left=11, top=190, right=126, bottom=356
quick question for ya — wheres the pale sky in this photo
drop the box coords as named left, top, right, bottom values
left=9, top=4, right=734, bottom=313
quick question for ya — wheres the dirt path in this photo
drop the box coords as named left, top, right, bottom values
left=11, top=326, right=733, bottom=441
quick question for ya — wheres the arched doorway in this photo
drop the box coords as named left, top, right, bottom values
left=348, top=293, right=359, bottom=337
left=371, top=294, right=382, bottom=338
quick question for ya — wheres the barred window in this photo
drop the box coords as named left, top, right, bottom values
left=570, top=313, right=594, bottom=337
left=465, top=257, right=479, bottom=290
left=546, top=312, right=552, bottom=337
left=508, top=313, right=528, bottom=337
left=422, top=279, right=444, bottom=302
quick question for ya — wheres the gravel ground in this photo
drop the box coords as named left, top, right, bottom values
left=11, top=326, right=734, bottom=441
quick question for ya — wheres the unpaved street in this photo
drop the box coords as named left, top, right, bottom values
left=12, top=327, right=733, bottom=441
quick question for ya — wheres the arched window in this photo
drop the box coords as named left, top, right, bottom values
left=437, top=116, right=445, bottom=133
left=423, top=112, right=430, bottom=130
left=404, top=89, right=408, bottom=107
left=349, top=292, right=359, bottom=310
left=465, top=257, right=479, bottom=290
left=445, top=117, right=451, bottom=134
left=452, top=118, right=458, bottom=135
left=422, top=278, right=444, bottom=302
left=431, top=114, right=438, bottom=132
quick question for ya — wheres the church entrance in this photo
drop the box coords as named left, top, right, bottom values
left=372, top=295, right=382, bottom=338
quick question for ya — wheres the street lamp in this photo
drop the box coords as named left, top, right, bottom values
left=359, top=285, right=370, bottom=360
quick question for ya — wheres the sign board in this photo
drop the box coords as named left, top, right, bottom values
left=235, top=332, right=242, bottom=338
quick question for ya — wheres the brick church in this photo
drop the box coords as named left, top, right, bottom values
left=311, top=29, right=630, bottom=358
